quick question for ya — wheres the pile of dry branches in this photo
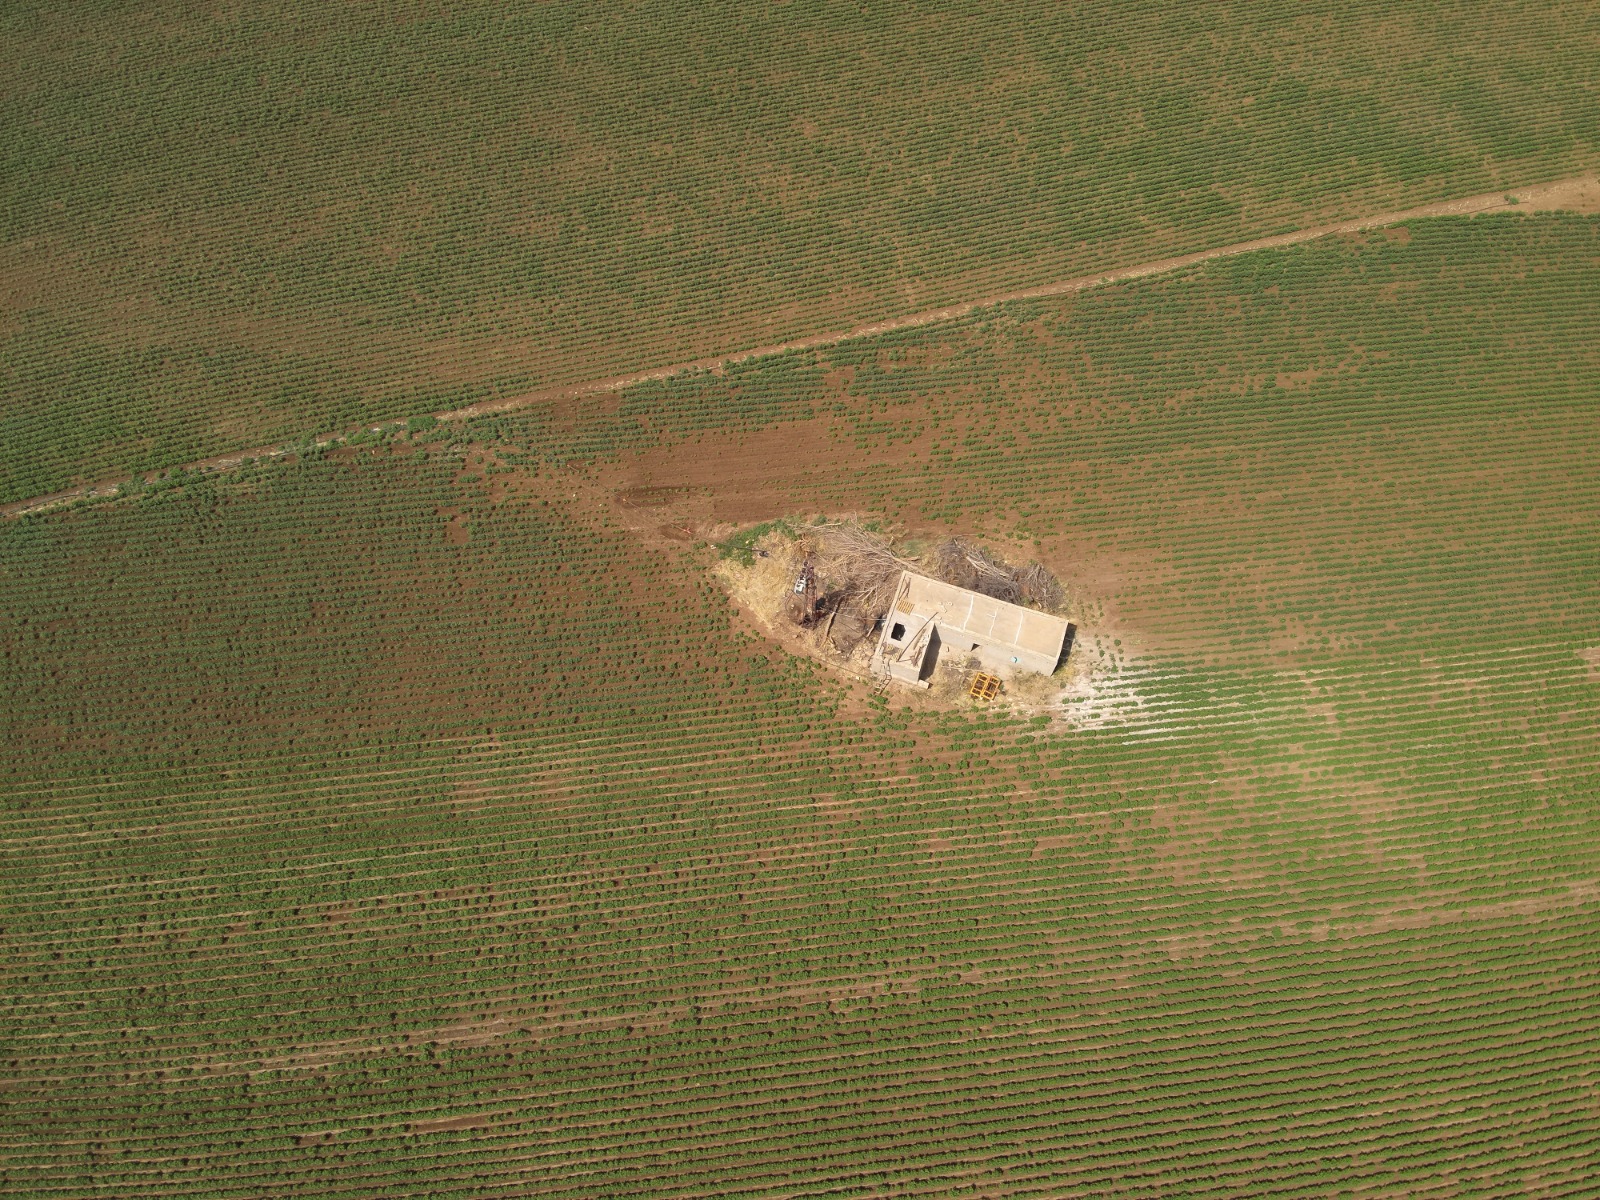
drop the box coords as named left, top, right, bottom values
left=813, top=523, right=920, bottom=617
left=813, top=523, right=1065, bottom=620
left=930, top=538, right=1065, bottom=610
left=930, top=538, right=1020, bottom=602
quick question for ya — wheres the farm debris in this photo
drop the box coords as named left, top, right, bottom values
left=785, top=557, right=822, bottom=625
left=812, top=521, right=922, bottom=618
left=968, top=672, right=1002, bottom=701
left=715, top=518, right=1076, bottom=707
left=828, top=606, right=876, bottom=656
left=929, top=538, right=1063, bottom=609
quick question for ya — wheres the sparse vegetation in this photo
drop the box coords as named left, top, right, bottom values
left=717, top=518, right=798, bottom=566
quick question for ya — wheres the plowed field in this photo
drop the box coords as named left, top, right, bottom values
left=4, top=210, right=1598, bottom=1196
left=5, top=0, right=1599, bottom=503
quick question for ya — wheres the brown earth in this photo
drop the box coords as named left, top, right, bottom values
left=590, top=409, right=1170, bottom=682
left=409, top=1114, right=492, bottom=1134
left=1153, top=879, right=1599, bottom=961
left=602, top=416, right=868, bottom=538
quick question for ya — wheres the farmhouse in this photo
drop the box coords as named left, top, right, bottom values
left=871, top=570, right=1073, bottom=688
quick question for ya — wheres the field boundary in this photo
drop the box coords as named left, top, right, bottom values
left=6, top=173, right=1596, bottom=522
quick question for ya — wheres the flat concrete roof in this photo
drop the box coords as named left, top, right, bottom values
left=890, top=570, right=1070, bottom=660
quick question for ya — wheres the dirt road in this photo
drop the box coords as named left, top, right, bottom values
left=433, top=173, right=1600, bottom=423
left=7, top=173, right=1596, bottom=521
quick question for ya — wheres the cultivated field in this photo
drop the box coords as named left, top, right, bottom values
left=4, top=210, right=1598, bottom=1195
left=4, top=0, right=1599, bottom=502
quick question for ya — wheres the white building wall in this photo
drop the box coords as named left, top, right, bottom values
left=871, top=571, right=1070, bottom=686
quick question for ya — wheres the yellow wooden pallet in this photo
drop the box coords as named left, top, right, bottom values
left=968, top=672, right=1002, bottom=701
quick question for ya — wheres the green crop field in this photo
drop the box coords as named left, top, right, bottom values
left=3, top=0, right=1599, bottom=503
left=5, top=205, right=1598, bottom=1195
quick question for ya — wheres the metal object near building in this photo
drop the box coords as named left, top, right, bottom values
left=870, top=570, right=1073, bottom=689
left=968, top=672, right=1002, bottom=701
left=785, top=557, right=822, bottom=625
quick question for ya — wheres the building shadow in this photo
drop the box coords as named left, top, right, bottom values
left=1054, top=622, right=1078, bottom=673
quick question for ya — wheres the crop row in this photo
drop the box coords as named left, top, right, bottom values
left=5, top=210, right=1599, bottom=1195
left=7, top=0, right=1597, bottom=501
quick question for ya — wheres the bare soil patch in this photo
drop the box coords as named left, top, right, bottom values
left=1350, top=878, right=1598, bottom=937
left=591, top=402, right=1195, bottom=671
left=1510, top=174, right=1600, bottom=215
left=1031, top=834, right=1083, bottom=858
left=409, top=1114, right=492, bottom=1135
left=711, top=520, right=1082, bottom=719
left=614, top=485, right=693, bottom=509
left=599, top=416, right=864, bottom=540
